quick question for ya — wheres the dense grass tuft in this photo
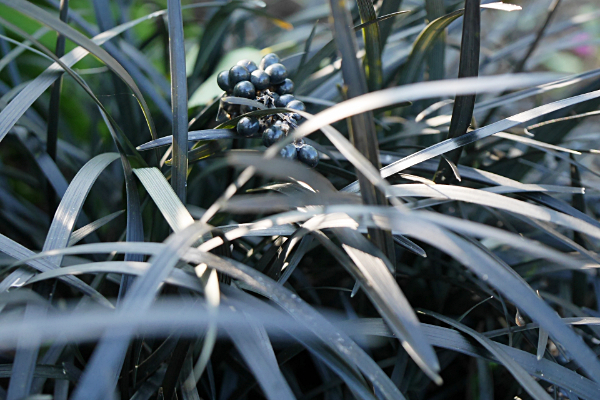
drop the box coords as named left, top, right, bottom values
left=1, top=0, right=600, bottom=399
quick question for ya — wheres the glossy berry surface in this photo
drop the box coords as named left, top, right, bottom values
left=236, top=59, right=258, bottom=73
left=250, top=70, right=270, bottom=90
left=279, top=144, right=297, bottom=159
left=276, top=94, right=295, bottom=108
left=259, top=53, right=280, bottom=70
left=265, top=63, right=287, bottom=84
left=297, top=144, right=319, bottom=167
left=233, top=81, right=255, bottom=98
left=276, top=78, right=294, bottom=95
left=262, top=126, right=284, bottom=147
left=229, top=65, right=250, bottom=86
left=286, top=100, right=305, bottom=112
left=217, top=71, right=231, bottom=92
left=237, top=116, right=260, bottom=137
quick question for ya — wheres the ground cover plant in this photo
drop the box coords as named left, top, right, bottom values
left=1, top=0, right=600, bottom=398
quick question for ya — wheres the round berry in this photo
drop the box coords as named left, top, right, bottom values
left=276, top=78, right=294, bottom=95
left=233, top=81, right=255, bottom=98
left=297, top=144, right=319, bottom=168
left=265, top=63, right=287, bottom=85
left=237, top=116, right=260, bottom=137
left=251, top=70, right=270, bottom=90
left=262, top=126, right=285, bottom=147
left=229, top=65, right=250, bottom=86
left=279, top=144, right=297, bottom=160
left=241, top=104, right=258, bottom=114
left=276, top=94, right=295, bottom=108
left=236, top=59, right=258, bottom=73
left=260, top=53, right=280, bottom=70
left=217, top=71, right=232, bottom=92
left=286, top=100, right=305, bottom=112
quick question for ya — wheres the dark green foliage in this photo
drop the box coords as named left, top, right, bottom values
left=1, top=1, right=600, bottom=399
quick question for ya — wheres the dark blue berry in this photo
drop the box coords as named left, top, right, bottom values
left=262, top=125, right=285, bottom=147
left=286, top=100, right=305, bottom=112
left=276, top=94, right=295, bottom=107
left=229, top=65, right=250, bottom=86
left=279, top=144, right=297, bottom=159
left=237, top=116, right=260, bottom=137
left=265, top=63, right=287, bottom=85
left=276, top=78, right=294, bottom=95
left=250, top=70, right=270, bottom=90
left=237, top=59, right=258, bottom=73
left=233, top=81, right=255, bottom=98
left=297, top=144, right=319, bottom=168
left=260, top=53, right=280, bottom=70
left=217, top=71, right=232, bottom=92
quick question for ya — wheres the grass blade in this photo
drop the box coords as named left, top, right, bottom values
left=133, top=168, right=194, bottom=232
left=357, top=0, right=383, bottom=91
left=42, top=153, right=120, bottom=267
left=6, top=304, right=45, bottom=400
left=0, top=234, right=112, bottom=307
left=45, top=0, right=69, bottom=219
left=344, top=87, right=600, bottom=192
left=225, top=312, right=295, bottom=400
left=421, top=310, right=552, bottom=400
left=68, top=210, right=125, bottom=247
left=167, top=0, right=188, bottom=202
left=433, top=0, right=480, bottom=183
left=0, top=0, right=158, bottom=141
left=328, top=229, right=442, bottom=384
left=329, top=0, right=396, bottom=265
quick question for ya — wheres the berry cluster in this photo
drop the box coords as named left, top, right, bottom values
left=217, top=53, right=319, bottom=168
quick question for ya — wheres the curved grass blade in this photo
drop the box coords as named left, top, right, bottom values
left=71, top=223, right=211, bottom=400
left=0, top=0, right=198, bottom=146
left=167, top=0, right=188, bottom=202
left=385, top=184, right=600, bottom=240
left=326, top=229, right=441, bottom=384
left=344, top=87, right=600, bottom=192
left=133, top=168, right=194, bottom=232
left=0, top=234, right=112, bottom=307
left=225, top=312, right=295, bottom=400
left=344, top=319, right=600, bottom=399
left=136, top=129, right=237, bottom=151
left=420, top=310, right=551, bottom=400
left=68, top=210, right=125, bottom=247
left=42, top=153, right=120, bottom=267
left=225, top=152, right=336, bottom=193
left=0, top=0, right=157, bottom=141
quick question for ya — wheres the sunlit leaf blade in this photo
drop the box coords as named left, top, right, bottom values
left=133, top=168, right=194, bottom=232
left=344, top=88, right=600, bottom=192
left=136, top=129, right=238, bottom=151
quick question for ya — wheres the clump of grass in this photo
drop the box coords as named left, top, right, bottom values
left=1, top=0, right=600, bottom=399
